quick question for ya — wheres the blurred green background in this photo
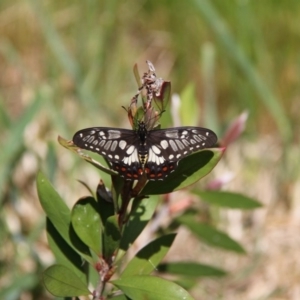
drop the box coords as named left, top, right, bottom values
left=1, top=0, right=299, bottom=299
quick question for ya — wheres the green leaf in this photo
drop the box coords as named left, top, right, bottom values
left=118, top=196, right=159, bottom=258
left=180, top=83, right=198, bottom=126
left=43, top=265, right=90, bottom=297
left=121, top=234, right=176, bottom=277
left=112, top=275, right=194, bottom=300
left=173, top=278, right=197, bottom=291
left=141, top=149, right=223, bottom=195
left=96, top=180, right=115, bottom=224
left=58, top=135, right=117, bottom=176
left=178, top=216, right=246, bottom=253
left=158, top=262, right=227, bottom=277
left=111, top=295, right=130, bottom=300
left=103, top=215, right=121, bottom=259
left=71, top=197, right=102, bottom=254
left=196, top=191, right=262, bottom=209
left=47, top=218, right=87, bottom=282
left=36, top=172, right=92, bottom=263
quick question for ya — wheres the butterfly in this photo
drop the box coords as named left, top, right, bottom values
left=73, top=122, right=217, bottom=181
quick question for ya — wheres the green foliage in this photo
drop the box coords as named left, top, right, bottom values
left=178, top=216, right=246, bottom=253
left=195, top=191, right=262, bottom=209
left=112, top=276, right=194, bottom=300
left=158, top=262, right=227, bottom=277
left=43, top=265, right=90, bottom=297
left=2, top=1, right=295, bottom=298
left=141, top=149, right=224, bottom=195
left=36, top=148, right=260, bottom=298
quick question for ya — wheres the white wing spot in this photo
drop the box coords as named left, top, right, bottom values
left=148, top=149, right=154, bottom=162
left=202, top=142, right=205, bottom=146
left=102, top=151, right=106, bottom=155
left=115, top=154, right=119, bottom=160
left=176, top=154, right=181, bottom=158
left=183, top=151, right=188, bottom=155
left=169, top=140, right=178, bottom=151
left=99, top=131, right=105, bottom=136
left=169, top=154, right=174, bottom=160
left=175, top=140, right=184, bottom=150
left=87, top=136, right=94, bottom=143
left=90, top=130, right=95, bottom=134
left=99, top=140, right=106, bottom=147
left=85, top=143, right=88, bottom=147
left=182, top=139, right=190, bottom=146
left=192, top=129, right=198, bottom=134
left=90, top=146, right=94, bottom=149
left=152, top=145, right=161, bottom=154
left=182, top=130, right=188, bottom=135
left=206, top=132, right=209, bottom=136
left=79, top=133, right=83, bottom=137
left=123, top=156, right=129, bottom=164
left=111, top=140, right=118, bottom=151
left=96, top=148, right=100, bottom=151
left=160, top=140, right=168, bottom=149
left=126, top=145, right=135, bottom=155
left=108, top=154, right=112, bottom=158
left=193, top=135, right=202, bottom=142
left=108, top=130, right=121, bottom=139
left=104, top=140, right=112, bottom=150
left=131, top=149, right=139, bottom=162
left=165, top=131, right=179, bottom=138
left=119, top=140, right=127, bottom=150
left=155, top=154, right=160, bottom=165
left=159, top=156, right=164, bottom=164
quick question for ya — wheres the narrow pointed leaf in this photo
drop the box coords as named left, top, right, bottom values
left=141, top=149, right=223, bottom=195
left=58, top=136, right=117, bottom=176
left=118, top=196, right=159, bottom=258
left=96, top=180, right=115, bottom=224
left=36, top=172, right=92, bottom=263
left=121, top=234, right=176, bottom=277
left=196, top=191, right=262, bottom=209
left=103, top=215, right=121, bottom=259
left=47, top=218, right=87, bottom=282
left=43, top=265, right=90, bottom=297
left=71, top=197, right=102, bottom=254
left=178, top=216, right=245, bottom=253
left=158, top=262, right=227, bottom=277
left=112, top=275, right=193, bottom=300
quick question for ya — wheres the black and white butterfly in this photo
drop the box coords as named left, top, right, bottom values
left=73, top=122, right=217, bottom=181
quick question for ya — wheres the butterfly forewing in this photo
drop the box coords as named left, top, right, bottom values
left=72, top=124, right=217, bottom=181
left=72, top=127, right=143, bottom=179
left=143, top=127, right=217, bottom=180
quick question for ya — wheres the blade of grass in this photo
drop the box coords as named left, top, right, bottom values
left=192, top=0, right=292, bottom=143
left=0, top=93, right=42, bottom=199
left=28, top=0, right=101, bottom=114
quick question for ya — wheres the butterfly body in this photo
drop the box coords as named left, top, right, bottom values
left=73, top=122, right=217, bottom=181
